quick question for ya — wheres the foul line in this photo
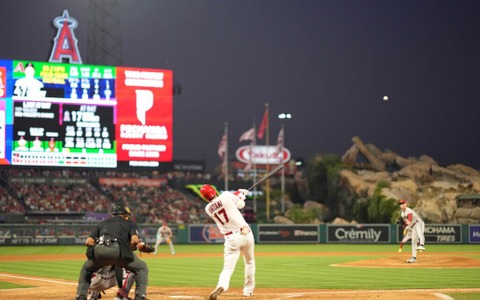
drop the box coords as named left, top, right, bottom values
left=269, top=289, right=479, bottom=300
left=0, top=273, right=76, bottom=285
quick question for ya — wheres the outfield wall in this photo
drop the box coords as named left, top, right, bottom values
left=0, top=223, right=479, bottom=246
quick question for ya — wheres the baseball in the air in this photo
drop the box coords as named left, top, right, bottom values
left=383, top=95, right=389, bottom=101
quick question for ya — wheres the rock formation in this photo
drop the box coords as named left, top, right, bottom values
left=339, top=136, right=480, bottom=224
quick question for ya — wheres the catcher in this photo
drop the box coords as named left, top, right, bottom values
left=75, top=202, right=155, bottom=300
left=88, top=266, right=135, bottom=300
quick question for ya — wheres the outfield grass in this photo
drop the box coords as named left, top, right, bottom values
left=0, top=244, right=479, bottom=291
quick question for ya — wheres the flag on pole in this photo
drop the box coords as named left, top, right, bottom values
left=257, top=109, right=268, bottom=140
left=239, top=127, right=255, bottom=142
left=276, top=127, right=284, bottom=153
left=218, top=133, right=227, bottom=160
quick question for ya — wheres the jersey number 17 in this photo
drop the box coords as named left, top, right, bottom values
left=213, top=208, right=230, bottom=225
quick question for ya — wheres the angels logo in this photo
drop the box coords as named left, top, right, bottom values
left=49, top=10, right=83, bottom=64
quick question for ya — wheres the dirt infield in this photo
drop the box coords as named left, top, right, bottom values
left=1, top=252, right=480, bottom=300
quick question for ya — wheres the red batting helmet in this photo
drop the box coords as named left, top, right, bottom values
left=200, top=184, right=217, bottom=201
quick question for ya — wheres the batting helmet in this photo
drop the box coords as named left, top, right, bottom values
left=112, top=202, right=131, bottom=216
left=200, top=184, right=217, bottom=201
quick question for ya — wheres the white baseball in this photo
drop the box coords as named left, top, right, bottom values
left=383, top=96, right=389, bottom=101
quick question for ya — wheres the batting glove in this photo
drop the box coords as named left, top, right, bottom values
left=238, top=189, right=250, bottom=196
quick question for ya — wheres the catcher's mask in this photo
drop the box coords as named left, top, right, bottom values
left=112, top=202, right=132, bottom=219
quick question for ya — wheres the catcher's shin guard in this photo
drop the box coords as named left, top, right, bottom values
left=122, top=270, right=136, bottom=295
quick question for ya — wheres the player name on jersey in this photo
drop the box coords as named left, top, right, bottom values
left=208, top=200, right=223, bottom=213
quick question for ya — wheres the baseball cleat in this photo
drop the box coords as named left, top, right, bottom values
left=87, top=290, right=101, bottom=300
left=406, top=257, right=416, bottom=263
left=209, top=287, right=224, bottom=300
left=416, top=245, right=426, bottom=252
left=114, top=289, right=129, bottom=300
left=398, top=248, right=402, bottom=252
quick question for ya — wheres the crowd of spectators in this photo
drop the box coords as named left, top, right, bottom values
left=11, top=181, right=111, bottom=213
left=0, top=186, right=24, bottom=213
left=0, top=168, right=209, bottom=224
left=100, top=182, right=208, bottom=224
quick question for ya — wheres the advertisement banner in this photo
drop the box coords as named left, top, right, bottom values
left=257, top=225, right=319, bottom=243
left=189, top=224, right=224, bottom=244
left=328, top=224, right=390, bottom=243
left=115, top=67, right=173, bottom=167
left=398, top=224, right=462, bottom=243
left=404, top=224, right=462, bottom=243
left=98, top=177, right=167, bottom=187
left=469, top=225, right=480, bottom=243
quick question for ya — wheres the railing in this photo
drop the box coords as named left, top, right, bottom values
left=0, top=223, right=479, bottom=245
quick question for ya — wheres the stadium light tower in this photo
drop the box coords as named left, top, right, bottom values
left=277, top=113, right=292, bottom=213
left=87, top=0, right=123, bottom=66
left=278, top=113, right=292, bottom=120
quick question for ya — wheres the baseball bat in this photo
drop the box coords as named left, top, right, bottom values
left=247, top=164, right=284, bottom=191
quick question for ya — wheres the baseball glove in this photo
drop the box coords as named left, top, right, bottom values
left=138, top=242, right=155, bottom=253
left=396, top=217, right=405, bottom=226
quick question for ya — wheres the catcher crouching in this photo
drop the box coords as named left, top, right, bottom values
left=88, top=266, right=135, bottom=300
left=75, top=202, right=155, bottom=300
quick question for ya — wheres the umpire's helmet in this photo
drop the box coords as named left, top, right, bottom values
left=111, top=202, right=131, bottom=217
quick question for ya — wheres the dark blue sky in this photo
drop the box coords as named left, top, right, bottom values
left=1, top=1, right=479, bottom=173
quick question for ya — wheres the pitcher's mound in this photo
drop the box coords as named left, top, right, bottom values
left=335, top=252, right=480, bottom=268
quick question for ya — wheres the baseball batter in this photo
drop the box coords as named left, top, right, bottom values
left=154, top=221, right=175, bottom=255
left=200, top=184, right=255, bottom=300
left=399, top=199, right=426, bottom=263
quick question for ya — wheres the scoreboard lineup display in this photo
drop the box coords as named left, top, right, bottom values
left=0, top=59, right=173, bottom=169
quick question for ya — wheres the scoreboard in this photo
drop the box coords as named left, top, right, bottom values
left=0, top=59, right=173, bottom=169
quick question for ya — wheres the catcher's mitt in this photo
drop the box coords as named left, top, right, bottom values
left=138, top=242, right=155, bottom=253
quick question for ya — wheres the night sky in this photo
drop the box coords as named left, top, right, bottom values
left=1, top=1, right=479, bottom=173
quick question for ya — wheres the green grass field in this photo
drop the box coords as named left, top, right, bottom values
left=1, top=244, right=480, bottom=299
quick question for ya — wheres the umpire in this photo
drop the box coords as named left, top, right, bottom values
left=75, top=202, right=149, bottom=300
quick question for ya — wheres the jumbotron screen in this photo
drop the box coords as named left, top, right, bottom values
left=0, top=59, right=173, bottom=169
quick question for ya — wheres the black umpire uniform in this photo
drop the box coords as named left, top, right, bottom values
left=75, top=203, right=149, bottom=300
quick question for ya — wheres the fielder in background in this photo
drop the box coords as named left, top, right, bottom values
left=75, top=202, right=152, bottom=300
left=200, top=184, right=255, bottom=300
left=154, top=221, right=175, bottom=255
left=399, top=199, right=426, bottom=263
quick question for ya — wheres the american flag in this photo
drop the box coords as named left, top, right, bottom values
left=239, top=127, right=255, bottom=142
left=218, top=133, right=227, bottom=159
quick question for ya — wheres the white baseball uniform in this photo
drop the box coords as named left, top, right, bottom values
left=205, top=191, right=255, bottom=296
left=154, top=224, right=175, bottom=254
left=88, top=266, right=135, bottom=300
left=401, top=206, right=425, bottom=258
